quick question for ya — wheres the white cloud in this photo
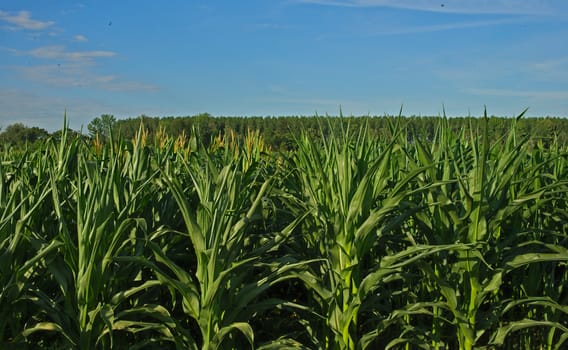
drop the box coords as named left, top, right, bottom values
left=17, top=62, right=101, bottom=88
left=0, top=88, right=106, bottom=131
left=6, top=45, right=157, bottom=92
left=27, top=46, right=115, bottom=61
left=530, top=57, right=568, bottom=73
left=465, top=88, right=568, bottom=100
left=522, top=57, right=568, bottom=82
left=0, top=87, right=166, bottom=131
left=373, top=17, right=526, bottom=35
left=0, top=10, right=54, bottom=30
left=293, top=0, right=564, bottom=15
left=14, top=63, right=159, bottom=92
left=73, top=34, right=88, bottom=42
left=103, top=81, right=160, bottom=92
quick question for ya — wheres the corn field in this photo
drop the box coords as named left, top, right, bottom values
left=1, top=114, right=567, bottom=349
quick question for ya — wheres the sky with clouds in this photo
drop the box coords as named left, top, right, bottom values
left=0, top=0, right=567, bottom=131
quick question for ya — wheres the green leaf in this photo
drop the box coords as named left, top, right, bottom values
left=21, top=322, right=76, bottom=346
left=491, top=319, right=568, bottom=346
left=207, top=322, right=254, bottom=350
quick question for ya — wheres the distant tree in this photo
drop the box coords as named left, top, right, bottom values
left=0, top=123, right=49, bottom=146
left=103, top=114, right=568, bottom=150
left=51, top=128, right=85, bottom=143
left=88, top=114, right=116, bottom=139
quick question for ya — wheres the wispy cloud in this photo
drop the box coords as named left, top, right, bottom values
left=6, top=45, right=157, bottom=92
left=26, top=45, right=115, bottom=61
left=0, top=87, right=164, bottom=131
left=0, top=10, right=54, bottom=30
left=374, top=17, right=526, bottom=35
left=73, top=34, right=88, bottom=42
left=293, top=0, right=564, bottom=15
left=261, top=93, right=373, bottom=115
left=465, top=88, right=568, bottom=100
left=522, top=57, right=568, bottom=82
left=15, top=63, right=159, bottom=92
left=61, top=3, right=86, bottom=16
left=16, top=62, right=108, bottom=88
left=0, top=88, right=107, bottom=131
left=530, top=57, right=568, bottom=73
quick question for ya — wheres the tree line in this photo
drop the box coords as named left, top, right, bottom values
left=2, top=113, right=568, bottom=149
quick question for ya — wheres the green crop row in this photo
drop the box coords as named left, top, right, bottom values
left=0, top=114, right=567, bottom=349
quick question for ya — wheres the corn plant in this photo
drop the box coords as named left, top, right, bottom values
left=0, top=148, right=61, bottom=347
left=407, top=113, right=568, bottom=349
left=10, top=127, right=181, bottom=349
left=281, top=120, right=460, bottom=349
left=139, top=136, right=309, bottom=349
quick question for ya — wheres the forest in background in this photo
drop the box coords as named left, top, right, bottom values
left=2, top=113, right=568, bottom=149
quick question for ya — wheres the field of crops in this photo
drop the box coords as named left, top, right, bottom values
left=1, top=116, right=567, bottom=349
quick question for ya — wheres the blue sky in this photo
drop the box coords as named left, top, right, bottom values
left=1, top=0, right=567, bottom=131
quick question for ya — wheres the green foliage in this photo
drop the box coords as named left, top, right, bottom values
left=111, top=114, right=568, bottom=151
left=0, top=114, right=567, bottom=349
left=87, top=114, right=116, bottom=139
left=0, top=123, right=48, bottom=146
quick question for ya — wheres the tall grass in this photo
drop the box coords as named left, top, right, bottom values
left=0, top=116, right=566, bottom=349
